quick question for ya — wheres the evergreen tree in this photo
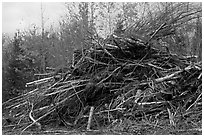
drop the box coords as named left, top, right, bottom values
left=3, top=32, right=37, bottom=101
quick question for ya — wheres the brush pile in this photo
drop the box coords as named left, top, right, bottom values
left=2, top=28, right=202, bottom=132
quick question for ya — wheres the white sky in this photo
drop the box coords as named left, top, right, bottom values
left=2, top=2, right=67, bottom=36
left=1, top=0, right=202, bottom=36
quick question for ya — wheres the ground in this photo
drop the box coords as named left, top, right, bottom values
left=2, top=113, right=202, bottom=135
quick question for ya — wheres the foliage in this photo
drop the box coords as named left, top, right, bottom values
left=2, top=32, right=38, bottom=101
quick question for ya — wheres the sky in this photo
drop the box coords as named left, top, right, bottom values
left=2, top=1, right=200, bottom=37
left=2, top=2, right=67, bottom=36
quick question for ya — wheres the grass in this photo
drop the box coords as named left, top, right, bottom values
left=2, top=107, right=202, bottom=135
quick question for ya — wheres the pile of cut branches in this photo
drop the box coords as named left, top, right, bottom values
left=2, top=24, right=202, bottom=133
